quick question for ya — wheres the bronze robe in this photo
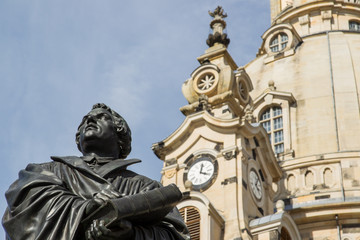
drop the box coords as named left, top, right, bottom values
left=3, top=156, right=189, bottom=240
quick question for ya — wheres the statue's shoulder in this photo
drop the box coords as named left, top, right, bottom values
left=50, top=155, right=82, bottom=164
left=24, top=161, right=58, bottom=172
left=130, top=172, right=162, bottom=189
left=21, top=156, right=84, bottom=174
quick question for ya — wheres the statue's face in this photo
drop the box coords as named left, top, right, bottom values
left=78, top=108, right=118, bottom=154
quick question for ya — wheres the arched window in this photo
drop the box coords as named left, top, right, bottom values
left=323, top=168, right=333, bottom=187
left=179, top=206, right=200, bottom=240
left=349, top=21, right=360, bottom=31
left=260, top=106, right=284, bottom=154
left=287, top=174, right=296, bottom=193
left=305, top=171, right=314, bottom=188
left=270, top=33, right=289, bottom=52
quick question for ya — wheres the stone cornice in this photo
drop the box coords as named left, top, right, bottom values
left=273, top=0, right=360, bottom=25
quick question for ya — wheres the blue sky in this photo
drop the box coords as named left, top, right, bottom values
left=0, top=0, right=270, bottom=236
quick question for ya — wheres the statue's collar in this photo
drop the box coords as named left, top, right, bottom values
left=50, top=156, right=141, bottom=177
left=81, top=155, right=114, bottom=165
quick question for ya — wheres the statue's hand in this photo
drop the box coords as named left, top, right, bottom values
left=85, top=189, right=120, bottom=217
left=94, top=189, right=121, bottom=203
left=86, top=219, right=134, bottom=240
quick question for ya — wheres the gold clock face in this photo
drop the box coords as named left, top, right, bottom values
left=249, top=169, right=263, bottom=200
left=184, top=154, right=218, bottom=192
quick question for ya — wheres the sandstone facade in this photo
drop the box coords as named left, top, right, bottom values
left=154, top=1, right=360, bottom=239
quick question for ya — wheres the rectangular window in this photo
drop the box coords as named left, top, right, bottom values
left=259, top=106, right=285, bottom=155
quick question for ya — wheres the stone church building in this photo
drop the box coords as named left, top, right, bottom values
left=152, top=1, right=360, bottom=239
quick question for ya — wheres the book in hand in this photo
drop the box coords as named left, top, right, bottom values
left=82, top=183, right=183, bottom=228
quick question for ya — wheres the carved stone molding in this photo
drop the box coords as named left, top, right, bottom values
left=221, top=146, right=239, bottom=160
left=221, top=176, right=237, bottom=185
left=223, top=151, right=234, bottom=160
left=164, top=169, right=177, bottom=179
left=299, top=14, right=309, bottom=25
left=165, top=158, right=177, bottom=167
left=322, top=10, right=332, bottom=20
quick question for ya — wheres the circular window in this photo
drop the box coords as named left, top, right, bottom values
left=197, top=74, right=215, bottom=91
left=193, top=69, right=219, bottom=95
left=238, top=80, right=249, bottom=102
left=270, top=33, right=288, bottom=52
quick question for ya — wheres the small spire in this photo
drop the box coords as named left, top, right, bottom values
left=206, top=6, right=230, bottom=47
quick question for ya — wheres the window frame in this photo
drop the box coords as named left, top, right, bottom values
left=349, top=20, right=360, bottom=31
left=269, top=33, right=289, bottom=53
left=259, top=106, right=285, bottom=155
left=179, top=206, right=201, bottom=240
left=253, top=90, right=296, bottom=160
left=260, top=23, right=302, bottom=64
left=177, top=192, right=225, bottom=240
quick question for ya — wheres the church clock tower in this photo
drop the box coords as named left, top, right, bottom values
left=154, top=0, right=360, bottom=238
left=152, top=7, right=284, bottom=240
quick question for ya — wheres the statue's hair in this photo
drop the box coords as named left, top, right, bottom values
left=75, top=103, right=132, bottom=159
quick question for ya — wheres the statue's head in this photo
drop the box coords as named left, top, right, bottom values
left=75, top=103, right=132, bottom=159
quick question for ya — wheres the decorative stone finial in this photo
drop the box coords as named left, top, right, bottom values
left=206, top=6, right=230, bottom=47
left=268, top=80, right=276, bottom=90
left=184, top=180, right=193, bottom=190
left=276, top=200, right=285, bottom=212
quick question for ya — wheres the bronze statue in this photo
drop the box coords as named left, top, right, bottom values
left=3, top=103, right=190, bottom=240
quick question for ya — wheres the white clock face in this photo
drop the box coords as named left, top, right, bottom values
left=249, top=170, right=263, bottom=200
left=187, top=160, right=214, bottom=186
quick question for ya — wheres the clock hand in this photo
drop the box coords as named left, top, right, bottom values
left=253, top=179, right=260, bottom=191
left=200, top=163, right=204, bottom=174
left=256, top=182, right=261, bottom=192
left=199, top=163, right=209, bottom=175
